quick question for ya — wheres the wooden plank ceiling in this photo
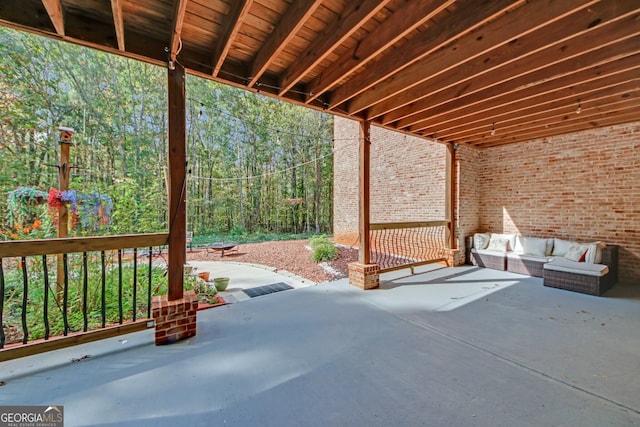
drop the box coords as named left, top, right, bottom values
left=1, top=0, right=639, bottom=148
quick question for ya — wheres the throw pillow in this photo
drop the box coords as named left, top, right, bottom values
left=564, top=244, right=588, bottom=262
left=487, top=237, right=508, bottom=252
left=474, top=233, right=491, bottom=250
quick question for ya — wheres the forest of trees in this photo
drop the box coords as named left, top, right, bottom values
left=0, top=27, right=335, bottom=240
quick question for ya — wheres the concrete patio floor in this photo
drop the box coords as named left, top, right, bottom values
left=1, top=266, right=639, bottom=426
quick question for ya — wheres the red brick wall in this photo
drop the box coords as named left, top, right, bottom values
left=334, top=117, right=640, bottom=283
left=333, top=117, right=447, bottom=247
left=478, top=122, right=640, bottom=284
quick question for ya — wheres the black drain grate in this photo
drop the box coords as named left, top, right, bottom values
left=243, top=282, right=294, bottom=298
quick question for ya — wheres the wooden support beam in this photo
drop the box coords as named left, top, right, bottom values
left=212, top=0, right=253, bottom=78
left=169, top=0, right=189, bottom=61
left=167, top=62, right=186, bottom=301
left=41, top=0, right=64, bottom=36
left=445, top=143, right=456, bottom=250
left=358, top=120, right=371, bottom=265
left=278, top=0, right=392, bottom=96
left=305, top=0, right=453, bottom=103
left=248, top=0, right=322, bottom=87
left=110, top=0, right=125, bottom=51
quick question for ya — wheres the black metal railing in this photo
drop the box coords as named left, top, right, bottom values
left=370, top=221, right=449, bottom=272
left=0, top=233, right=168, bottom=350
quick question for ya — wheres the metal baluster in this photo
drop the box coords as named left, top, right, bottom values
left=82, top=252, right=88, bottom=332
left=118, top=249, right=123, bottom=324
left=0, top=258, right=5, bottom=349
left=21, top=257, right=28, bottom=344
left=132, top=248, right=138, bottom=321
left=147, top=246, right=153, bottom=319
left=42, top=255, right=50, bottom=340
left=101, top=251, right=106, bottom=328
left=63, top=253, right=69, bottom=336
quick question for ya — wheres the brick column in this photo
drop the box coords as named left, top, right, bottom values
left=348, top=262, right=380, bottom=290
left=152, top=290, right=198, bottom=345
left=444, top=249, right=464, bottom=267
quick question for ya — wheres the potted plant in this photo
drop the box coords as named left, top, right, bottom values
left=213, top=277, right=230, bottom=291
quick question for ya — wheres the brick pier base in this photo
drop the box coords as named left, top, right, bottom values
left=348, top=262, right=380, bottom=290
left=152, top=290, right=198, bottom=345
left=444, top=249, right=463, bottom=267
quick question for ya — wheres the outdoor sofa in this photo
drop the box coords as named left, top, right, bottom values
left=469, top=233, right=618, bottom=296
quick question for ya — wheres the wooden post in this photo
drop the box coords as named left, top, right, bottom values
left=445, top=142, right=457, bottom=250
left=358, top=120, right=371, bottom=264
left=167, top=62, right=186, bottom=301
left=57, top=127, right=74, bottom=300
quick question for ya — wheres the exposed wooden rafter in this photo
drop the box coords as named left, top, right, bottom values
left=406, top=36, right=640, bottom=134
left=110, top=0, right=125, bottom=51
left=444, top=79, right=640, bottom=142
left=211, top=0, right=253, bottom=78
left=305, top=0, right=455, bottom=103
left=169, top=0, right=189, bottom=61
left=41, top=0, right=64, bottom=37
left=475, top=109, right=640, bottom=148
left=327, top=0, right=519, bottom=109
left=1, top=0, right=638, bottom=149
left=398, top=20, right=640, bottom=132
left=248, top=0, right=322, bottom=87
left=379, top=2, right=640, bottom=127
left=278, top=0, right=393, bottom=96
left=349, top=0, right=598, bottom=117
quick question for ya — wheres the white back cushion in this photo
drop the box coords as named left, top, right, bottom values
left=521, top=236, right=548, bottom=257
left=474, top=233, right=491, bottom=250
left=584, top=241, right=606, bottom=264
left=490, top=233, right=516, bottom=252
left=552, top=238, right=578, bottom=257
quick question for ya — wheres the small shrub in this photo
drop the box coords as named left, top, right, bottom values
left=311, top=241, right=338, bottom=263
left=308, top=234, right=329, bottom=249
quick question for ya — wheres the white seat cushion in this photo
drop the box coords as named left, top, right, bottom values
left=472, top=248, right=507, bottom=258
left=506, top=253, right=551, bottom=263
left=544, top=257, right=609, bottom=277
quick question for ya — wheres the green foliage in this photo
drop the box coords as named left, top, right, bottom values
left=309, top=235, right=338, bottom=262
left=311, top=242, right=338, bottom=263
left=0, top=26, right=333, bottom=238
left=1, top=253, right=169, bottom=343
left=309, top=234, right=329, bottom=249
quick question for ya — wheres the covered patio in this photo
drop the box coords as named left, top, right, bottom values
left=1, top=0, right=639, bottom=400
left=2, top=266, right=640, bottom=425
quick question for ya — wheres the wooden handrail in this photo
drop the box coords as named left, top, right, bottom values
left=369, top=220, right=449, bottom=230
left=0, top=233, right=169, bottom=258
